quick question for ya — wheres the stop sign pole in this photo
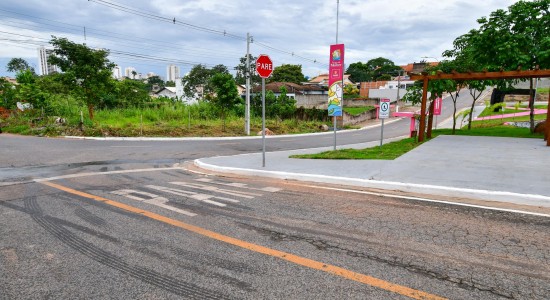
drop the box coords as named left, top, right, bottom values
left=256, top=54, right=273, bottom=167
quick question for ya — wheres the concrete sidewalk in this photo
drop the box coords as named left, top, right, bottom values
left=196, top=135, right=550, bottom=210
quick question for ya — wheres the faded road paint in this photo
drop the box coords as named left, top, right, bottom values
left=41, top=181, right=447, bottom=300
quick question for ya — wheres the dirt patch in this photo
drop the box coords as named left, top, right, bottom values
left=0, top=107, right=11, bottom=119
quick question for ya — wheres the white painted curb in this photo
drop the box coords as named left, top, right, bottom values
left=194, top=159, right=550, bottom=208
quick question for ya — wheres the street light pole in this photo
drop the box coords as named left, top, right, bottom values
left=333, top=0, right=340, bottom=151
left=396, top=70, right=402, bottom=111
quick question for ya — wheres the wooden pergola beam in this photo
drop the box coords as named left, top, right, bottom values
left=410, top=69, right=550, bottom=144
left=410, top=69, right=550, bottom=81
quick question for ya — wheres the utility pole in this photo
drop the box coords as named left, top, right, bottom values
left=396, top=70, right=401, bottom=111
left=245, top=33, right=251, bottom=135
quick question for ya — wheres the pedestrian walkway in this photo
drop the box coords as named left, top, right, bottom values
left=196, top=134, right=550, bottom=212
left=475, top=109, right=547, bottom=121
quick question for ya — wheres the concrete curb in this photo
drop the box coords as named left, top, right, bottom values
left=194, top=159, right=550, bottom=208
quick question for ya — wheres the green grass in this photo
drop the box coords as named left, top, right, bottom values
left=538, top=87, right=549, bottom=94
left=343, top=106, right=375, bottom=116
left=1, top=105, right=333, bottom=137
left=471, top=114, right=547, bottom=128
left=433, top=127, right=543, bottom=139
left=290, top=115, right=546, bottom=160
left=290, top=138, right=420, bottom=160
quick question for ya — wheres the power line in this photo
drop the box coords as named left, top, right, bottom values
left=89, top=0, right=246, bottom=40
left=0, top=11, right=244, bottom=58
left=88, top=0, right=327, bottom=67
left=254, top=41, right=328, bottom=67
left=0, top=30, right=231, bottom=70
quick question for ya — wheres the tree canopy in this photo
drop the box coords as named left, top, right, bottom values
left=346, top=57, right=402, bottom=82
left=269, top=64, right=306, bottom=84
left=442, top=0, right=549, bottom=132
left=181, top=64, right=230, bottom=99
left=6, top=58, right=35, bottom=74
left=48, top=36, right=115, bottom=119
left=234, top=54, right=261, bottom=86
left=444, top=0, right=550, bottom=71
left=210, top=72, right=239, bottom=129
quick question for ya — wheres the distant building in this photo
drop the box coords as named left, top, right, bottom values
left=155, top=87, right=177, bottom=98
left=252, top=82, right=326, bottom=97
left=37, top=47, right=57, bottom=75
left=400, top=62, right=439, bottom=75
left=166, top=64, right=180, bottom=82
left=112, top=65, right=122, bottom=79
left=125, top=67, right=137, bottom=79
left=305, top=73, right=354, bottom=88
left=146, top=72, right=156, bottom=78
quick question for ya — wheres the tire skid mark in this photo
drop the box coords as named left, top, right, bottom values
left=74, top=207, right=107, bottom=227
left=40, top=181, right=448, bottom=300
left=21, top=199, right=232, bottom=299
left=129, top=244, right=255, bottom=292
left=167, top=246, right=261, bottom=276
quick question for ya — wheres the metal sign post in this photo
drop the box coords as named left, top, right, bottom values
left=256, top=54, right=273, bottom=167
left=379, top=98, right=390, bottom=147
left=262, top=78, right=266, bottom=167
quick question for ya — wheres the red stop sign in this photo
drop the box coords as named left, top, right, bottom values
left=256, top=54, right=273, bottom=78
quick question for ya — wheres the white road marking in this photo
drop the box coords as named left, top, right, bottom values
left=34, top=167, right=186, bottom=182
left=302, top=185, right=550, bottom=218
left=111, top=189, right=197, bottom=216
left=170, top=182, right=259, bottom=199
left=110, top=146, right=152, bottom=148
left=195, top=178, right=282, bottom=192
left=145, top=185, right=235, bottom=207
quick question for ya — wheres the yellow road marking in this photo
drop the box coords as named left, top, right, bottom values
left=41, top=181, right=446, bottom=300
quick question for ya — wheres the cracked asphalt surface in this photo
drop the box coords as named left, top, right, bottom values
left=1, top=165, right=549, bottom=299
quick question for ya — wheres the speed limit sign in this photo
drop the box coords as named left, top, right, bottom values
left=379, top=98, right=390, bottom=119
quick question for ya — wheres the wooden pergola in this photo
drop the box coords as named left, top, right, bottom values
left=410, top=69, right=550, bottom=146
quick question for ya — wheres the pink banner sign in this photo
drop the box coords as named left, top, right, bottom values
left=328, top=44, right=345, bottom=117
left=434, top=97, right=442, bottom=115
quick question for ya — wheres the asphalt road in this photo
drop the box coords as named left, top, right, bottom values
left=1, top=167, right=549, bottom=299
left=3, top=90, right=549, bottom=299
left=1, top=91, right=472, bottom=172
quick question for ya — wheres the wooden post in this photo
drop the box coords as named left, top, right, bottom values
left=418, top=77, right=429, bottom=142
left=427, top=99, right=435, bottom=139
left=546, top=89, right=550, bottom=146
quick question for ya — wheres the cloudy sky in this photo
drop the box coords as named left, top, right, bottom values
left=0, top=0, right=518, bottom=79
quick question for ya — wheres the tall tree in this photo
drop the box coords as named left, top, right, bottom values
left=365, top=57, right=402, bottom=81
left=346, top=62, right=371, bottom=82
left=209, top=73, right=239, bottom=130
left=269, top=64, right=306, bottom=84
left=146, top=75, right=165, bottom=91
left=211, top=64, right=230, bottom=75
left=182, top=64, right=230, bottom=99
left=346, top=58, right=402, bottom=82
left=425, top=61, right=465, bottom=134
left=0, top=78, right=17, bottom=108
left=6, top=58, right=34, bottom=74
left=234, top=54, right=260, bottom=86
left=182, top=64, right=214, bottom=99
left=48, top=37, right=115, bottom=119
left=444, top=0, right=550, bottom=132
